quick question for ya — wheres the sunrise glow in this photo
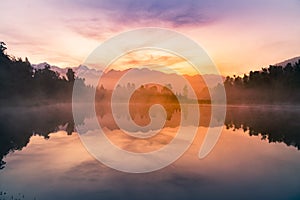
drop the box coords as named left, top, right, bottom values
left=1, top=0, right=299, bottom=76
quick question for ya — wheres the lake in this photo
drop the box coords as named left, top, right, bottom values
left=0, top=104, right=300, bottom=200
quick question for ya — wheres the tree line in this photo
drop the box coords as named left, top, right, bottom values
left=223, top=61, right=300, bottom=104
left=0, top=42, right=92, bottom=105
left=1, top=41, right=299, bottom=105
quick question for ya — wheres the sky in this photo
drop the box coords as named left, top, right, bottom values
left=0, top=0, right=300, bottom=76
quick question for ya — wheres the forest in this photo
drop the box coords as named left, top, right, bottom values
left=0, top=42, right=92, bottom=106
left=224, top=61, right=300, bottom=104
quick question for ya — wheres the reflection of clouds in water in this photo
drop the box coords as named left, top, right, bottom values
left=76, top=103, right=225, bottom=172
left=97, top=127, right=178, bottom=153
left=62, top=156, right=211, bottom=197
left=78, top=110, right=199, bottom=172
left=80, top=125, right=195, bottom=156
left=2, top=128, right=300, bottom=200
left=77, top=104, right=223, bottom=157
left=62, top=160, right=109, bottom=183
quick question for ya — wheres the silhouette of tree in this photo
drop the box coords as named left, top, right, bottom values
left=0, top=41, right=7, bottom=55
left=66, top=68, right=75, bottom=82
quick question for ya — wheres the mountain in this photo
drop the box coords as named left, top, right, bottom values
left=32, top=62, right=224, bottom=98
left=97, top=68, right=224, bottom=99
left=32, top=62, right=103, bottom=86
left=75, top=65, right=103, bottom=86
left=32, top=62, right=67, bottom=75
left=276, top=56, right=300, bottom=67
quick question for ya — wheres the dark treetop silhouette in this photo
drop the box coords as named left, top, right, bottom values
left=0, top=42, right=93, bottom=106
left=225, top=106, right=300, bottom=150
left=223, top=61, right=300, bottom=104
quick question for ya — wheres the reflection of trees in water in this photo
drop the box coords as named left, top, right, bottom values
left=225, top=106, right=300, bottom=150
left=96, top=103, right=181, bottom=131
left=0, top=105, right=75, bottom=170
left=2, top=104, right=299, bottom=169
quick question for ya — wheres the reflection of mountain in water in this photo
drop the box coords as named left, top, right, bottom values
left=225, top=106, right=300, bottom=150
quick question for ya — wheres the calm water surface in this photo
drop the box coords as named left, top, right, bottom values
left=0, top=104, right=299, bottom=200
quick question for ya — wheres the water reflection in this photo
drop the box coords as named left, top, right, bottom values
left=0, top=105, right=72, bottom=170
left=1, top=104, right=300, bottom=171
left=225, top=105, right=300, bottom=149
left=0, top=104, right=300, bottom=199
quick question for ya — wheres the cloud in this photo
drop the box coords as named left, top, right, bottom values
left=70, top=0, right=215, bottom=27
left=62, top=0, right=217, bottom=46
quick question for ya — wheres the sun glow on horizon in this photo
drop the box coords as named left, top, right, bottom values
left=102, top=49, right=204, bottom=76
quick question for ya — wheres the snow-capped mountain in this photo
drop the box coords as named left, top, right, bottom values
left=31, top=62, right=224, bottom=98
left=32, top=62, right=67, bottom=75
left=32, top=62, right=103, bottom=86
left=276, top=56, right=300, bottom=67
